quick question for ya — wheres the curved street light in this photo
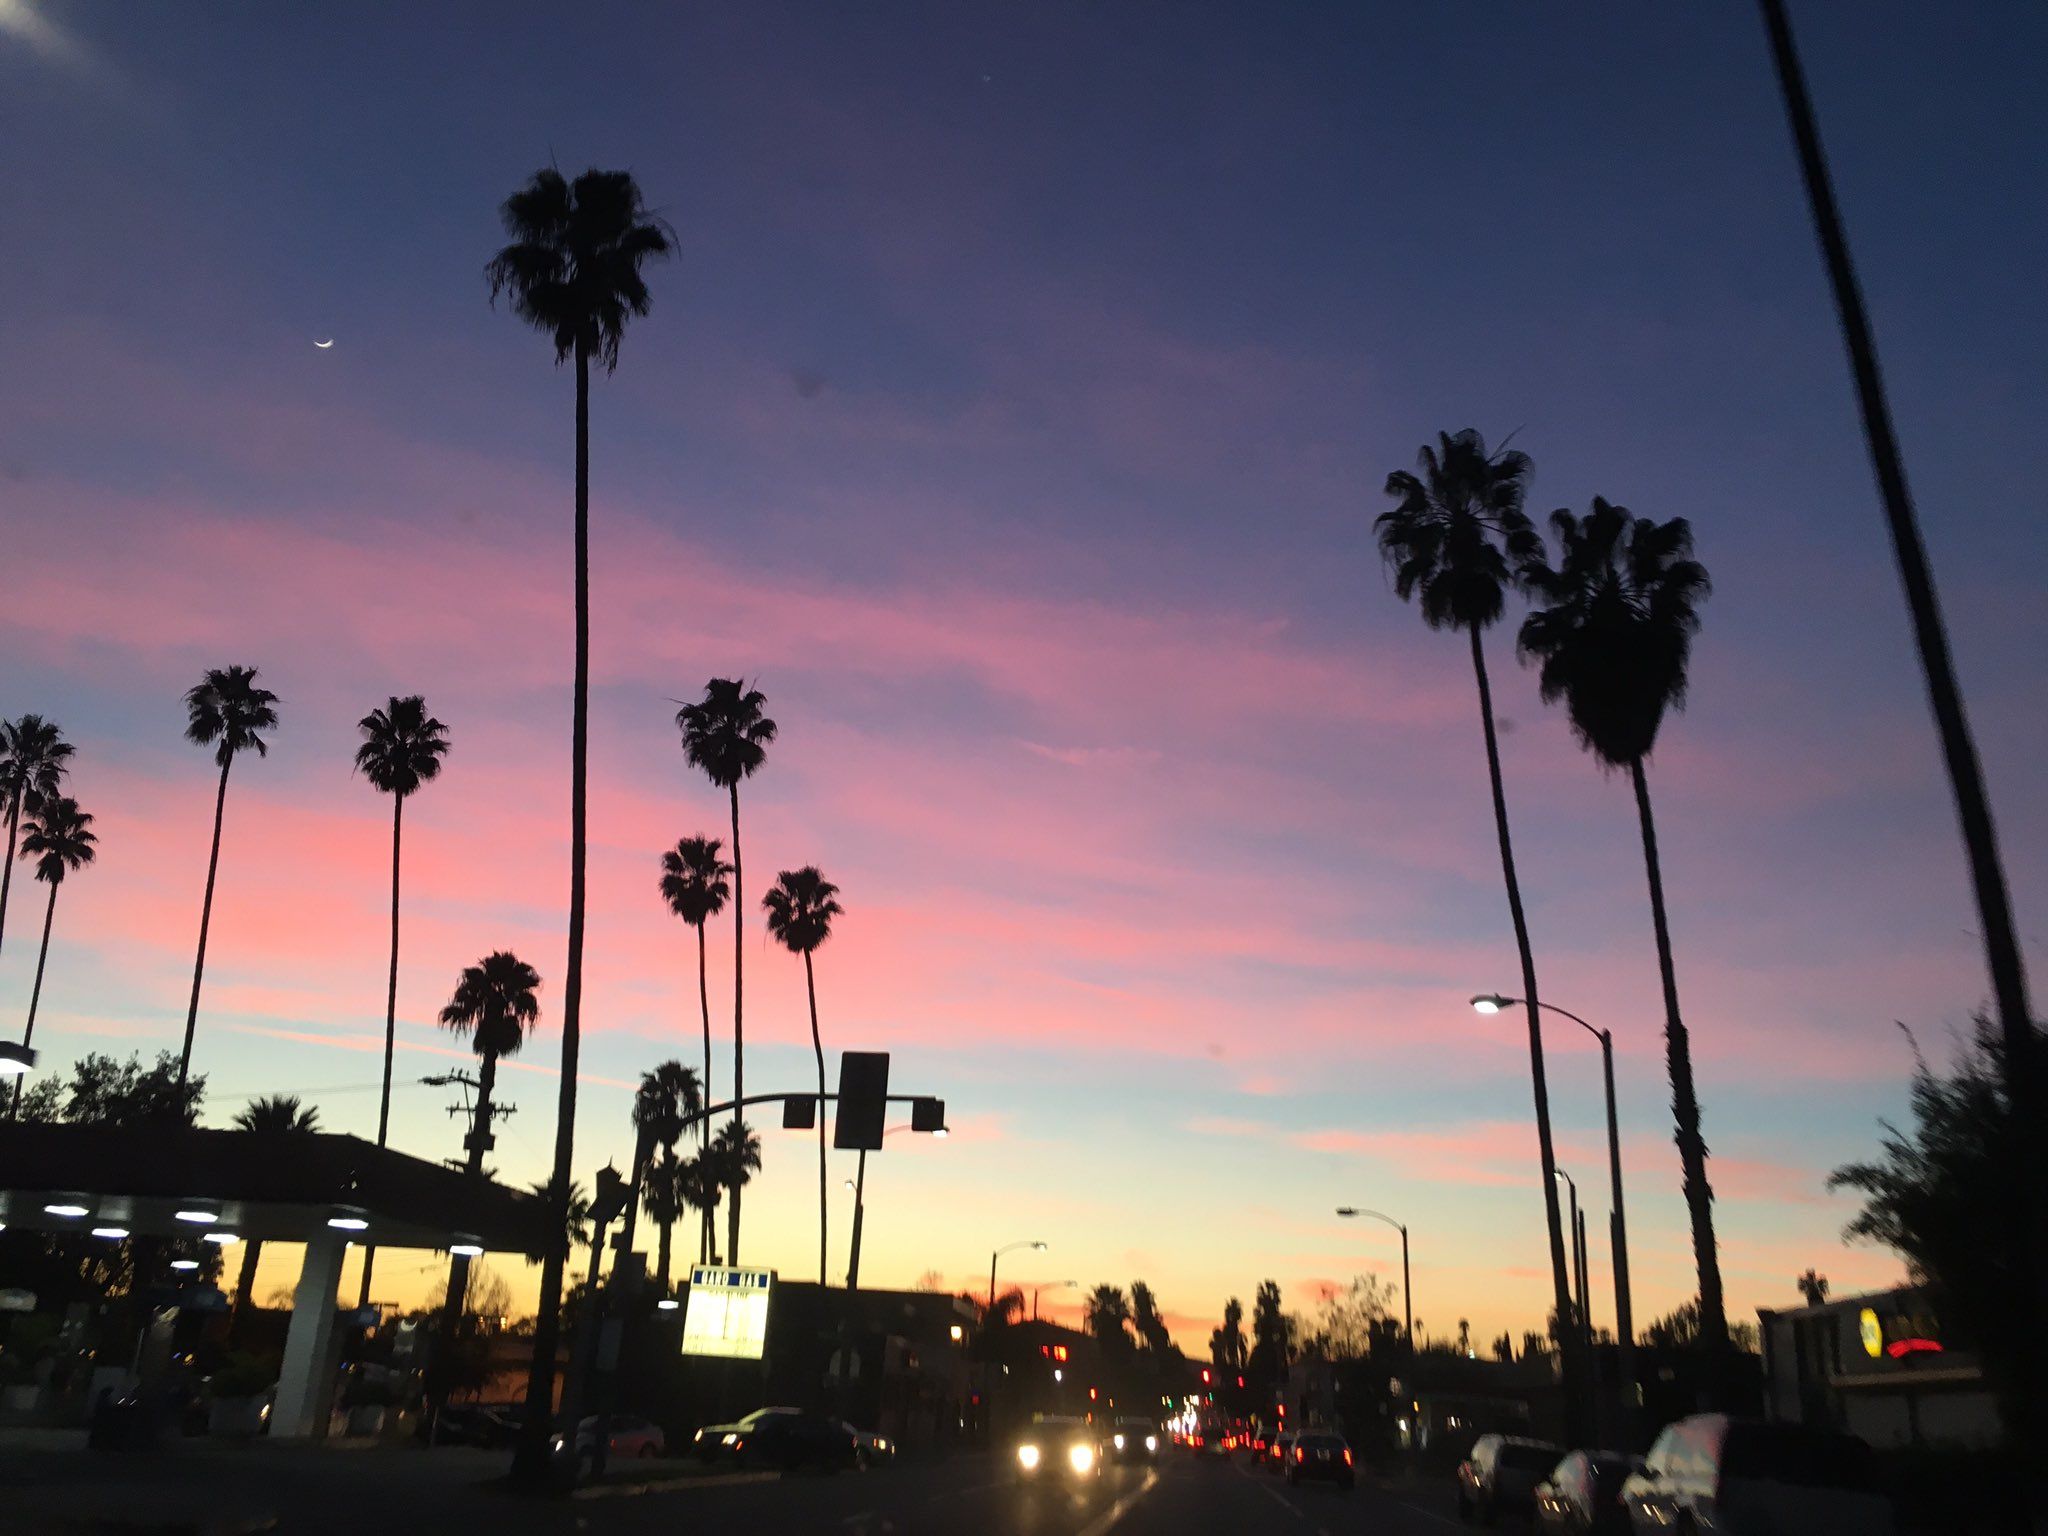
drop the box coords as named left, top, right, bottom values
left=988, top=1239, right=1047, bottom=1320
left=1032, top=1278, right=1079, bottom=1321
left=1334, top=1206, right=1411, bottom=1353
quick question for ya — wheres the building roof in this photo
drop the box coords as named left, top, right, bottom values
left=0, top=1122, right=549, bottom=1253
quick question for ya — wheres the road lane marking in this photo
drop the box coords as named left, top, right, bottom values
left=1074, top=1468, right=1160, bottom=1536
left=1254, top=1478, right=1308, bottom=1521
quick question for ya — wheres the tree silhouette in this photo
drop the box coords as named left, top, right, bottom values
left=488, top=166, right=673, bottom=1468
left=676, top=679, right=776, bottom=1263
left=228, top=1095, right=321, bottom=1332
left=0, top=714, right=72, bottom=958
left=764, top=865, right=843, bottom=1286
left=9, top=796, right=96, bottom=1117
left=1248, top=1280, right=1295, bottom=1384
left=659, top=835, right=733, bottom=1168
left=524, top=1176, right=592, bottom=1265
left=178, top=666, right=279, bottom=1085
left=352, top=694, right=450, bottom=1306
left=1376, top=429, right=1582, bottom=1431
left=680, top=1149, right=723, bottom=1268
left=1519, top=497, right=1723, bottom=1347
left=642, top=1147, right=687, bottom=1291
left=1085, top=1284, right=1134, bottom=1354
left=619, top=1060, right=701, bottom=1266
left=1130, top=1280, right=1172, bottom=1356
left=1209, top=1296, right=1247, bottom=1372
left=710, top=1117, right=762, bottom=1248
left=1796, top=1270, right=1830, bottom=1307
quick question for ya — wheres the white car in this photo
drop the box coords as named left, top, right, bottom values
left=1621, top=1414, right=1892, bottom=1535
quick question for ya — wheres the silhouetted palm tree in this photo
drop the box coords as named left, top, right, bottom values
left=1086, top=1284, right=1134, bottom=1353
left=437, top=952, right=541, bottom=1329
left=488, top=167, right=673, bottom=1463
left=676, top=680, right=776, bottom=1263
left=764, top=866, right=843, bottom=1286
left=351, top=695, right=450, bottom=1306
left=0, top=715, right=72, bottom=958
left=660, top=835, right=733, bottom=1161
left=10, top=797, right=96, bottom=1117
left=179, top=666, right=280, bottom=1086
left=709, top=1118, right=762, bottom=1252
left=642, top=1147, right=684, bottom=1291
left=1130, top=1280, right=1172, bottom=1356
left=680, top=1148, right=723, bottom=1268
left=1376, top=430, right=1582, bottom=1430
left=619, top=1060, right=701, bottom=1263
left=1519, top=497, right=1722, bottom=1346
left=229, top=1095, right=321, bottom=1329
left=524, top=1176, right=592, bottom=1265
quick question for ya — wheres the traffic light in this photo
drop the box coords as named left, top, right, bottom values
left=834, top=1051, right=890, bottom=1149
left=1236, top=1375, right=1245, bottom=1389
left=1088, top=1387, right=1098, bottom=1402
left=1201, top=1368, right=1212, bottom=1385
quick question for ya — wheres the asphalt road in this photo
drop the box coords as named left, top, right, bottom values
left=2, top=1434, right=1468, bottom=1536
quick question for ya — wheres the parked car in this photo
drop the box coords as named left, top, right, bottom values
left=841, top=1421, right=895, bottom=1467
left=1535, top=1450, right=1637, bottom=1534
left=1620, top=1415, right=1892, bottom=1536
left=1458, top=1433, right=1564, bottom=1523
left=690, top=1406, right=857, bottom=1472
left=583, top=1413, right=666, bottom=1459
left=1285, top=1431, right=1356, bottom=1490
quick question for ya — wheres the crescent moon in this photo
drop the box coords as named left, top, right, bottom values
left=314, top=339, right=335, bottom=349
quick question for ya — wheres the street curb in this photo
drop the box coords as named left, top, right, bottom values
left=572, top=1469, right=780, bottom=1499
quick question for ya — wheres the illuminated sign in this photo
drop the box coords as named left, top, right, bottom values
left=1859, top=1307, right=1883, bottom=1359
left=680, top=1265, right=776, bottom=1359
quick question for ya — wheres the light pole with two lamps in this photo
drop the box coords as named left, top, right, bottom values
left=1334, top=1206, right=1411, bottom=1353
left=844, top=1117, right=948, bottom=1291
left=988, top=1239, right=1047, bottom=1323
left=1032, top=1278, right=1078, bottom=1321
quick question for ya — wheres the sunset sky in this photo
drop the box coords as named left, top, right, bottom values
left=3, top=2, right=2045, bottom=1348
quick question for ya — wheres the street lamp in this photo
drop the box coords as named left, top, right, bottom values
left=1032, top=1279, right=1079, bottom=1321
left=1553, top=1169, right=1588, bottom=1346
left=1472, top=992, right=1635, bottom=1415
left=989, top=1239, right=1047, bottom=1322
left=847, top=1118, right=949, bottom=1291
left=1334, top=1207, right=1411, bottom=1354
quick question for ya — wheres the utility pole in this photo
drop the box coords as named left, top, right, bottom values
left=425, top=1071, right=514, bottom=1419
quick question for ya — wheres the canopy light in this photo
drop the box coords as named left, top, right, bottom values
left=91, top=1226, right=130, bottom=1240
left=175, top=1208, right=220, bottom=1225
left=656, top=1298, right=680, bottom=1311
left=448, top=1238, right=484, bottom=1257
left=202, top=1231, right=238, bottom=1246
left=1469, top=993, right=1512, bottom=1015
left=327, top=1207, right=370, bottom=1232
left=44, top=1203, right=89, bottom=1219
left=170, top=1259, right=200, bottom=1272
left=0, top=1041, right=37, bottom=1075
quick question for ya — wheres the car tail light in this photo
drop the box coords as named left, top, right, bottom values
left=1344, top=1448, right=1354, bottom=1466
left=1295, top=1446, right=1306, bottom=1462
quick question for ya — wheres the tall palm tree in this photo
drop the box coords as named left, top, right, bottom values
left=709, top=1117, right=762, bottom=1256
left=619, top=1060, right=701, bottom=1265
left=437, top=952, right=541, bottom=1331
left=676, top=680, right=777, bottom=1263
left=487, top=167, right=673, bottom=1467
left=352, top=695, right=450, bottom=1307
left=10, top=797, right=96, bottom=1117
left=659, top=836, right=733, bottom=1164
left=763, top=866, right=843, bottom=1286
left=228, top=1095, right=321, bottom=1331
left=0, top=715, right=73, bottom=957
left=1375, top=430, right=1582, bottom=1431
left=1519, top=498, right=1722, bottom=1346
left=179, top=666, right=280, bottom=1086
left=524, top=1176, right=592, bottom=1266
left=1757, top=0, right=2043, bottom=1435
left=680, top=1148, right=723, bottom=1268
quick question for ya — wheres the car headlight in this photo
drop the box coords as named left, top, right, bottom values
left=693, top=1430, right=704, bottom=1443
left=875, top=1438, right=889, bottom=1452
left=1068, top=1443, right=1095, bottom=1474
left=1146, top=1435, right=1158, bottom=1452
left=1113, top=1434, right=1126, bottom=1450
left=1017, top=1443, right=1041, bottom=1470
left=722, top=1433, right=738, bottom=1446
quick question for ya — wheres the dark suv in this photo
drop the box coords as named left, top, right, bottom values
left=1285, top=1431, right=1355, bottom=1489
left=1458, top=1433, right=1563, bottom=1523
left=690, top=1407, right=856, bottom=1472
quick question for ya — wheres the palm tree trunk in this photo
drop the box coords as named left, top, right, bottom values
left=657, top=1215, right=674, bottom=1293
left=1759, top=0, right=2042, bottom=1439
left=727, top=782, right=745, bottom=1265
left=230, top=1236, right=265, bottom=1340
left=806, top=949, right=827, bottom=1286
left=0, top=790, right=21, bottom=956
left=178, top=757, right=233, bottom=1086
left=519, top=335, right=591, bottom=1483
left=1630, top=759, right=1727, bottom=1346
left=1468, top=625, right=1584, bottom=1439
left=360, top=791, right=406, bottom=1309
left=9, top=884, right=57, bottom=1119
left=618, top=1126, right=651, bottom=1260
left=697, top=922, right=713, bottom=1157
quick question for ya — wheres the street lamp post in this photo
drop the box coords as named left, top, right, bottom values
left=1334, top=1206, right=1411, bottom=1354
left=989, top=1239, right=1047, bottom=1324
left=1473, top=993, right=1636, bottom=1432
left=846, top=1119, right=948, bottom=1292
left=1554, top=1168, right=1586, bottom=1345
left=1032, top=1279, right=1078, bottom=1321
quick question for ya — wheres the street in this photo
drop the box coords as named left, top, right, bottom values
left=0, top=1433, right=1467, bottom=1536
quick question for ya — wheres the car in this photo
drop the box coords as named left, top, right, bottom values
left=1284, top=1431, right=1356, bottom=1490
left=583, top=1413, right=666, bottom=1460
left=1620, top=1414, right=1893, bottom=1536
left=1103, top=1416, right=1161, bottom=1464
left=1265, top=1431, right=1297, bottom=1474
left=1013, top=1415, right=1102, bottom=1481
left=690, top=1407, right=857, bottom=1473
left=1458, top=1433, right=1564, bottom=1523
left=841, top=1421, right=895, bottom=1467
left=1535, top=1450, right=1637, bottom=1534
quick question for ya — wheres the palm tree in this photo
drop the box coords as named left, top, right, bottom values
left=487, top=166, right=673, bottom=1467
left=709, top=1118, right=762, bottom=1254
left=1130, top=1280, right=1171, bottom=1356
left=1519, top=497, right=1723, bottom=1347
left=1085, top=1284, right=1134, bottom=1353
left=9, top=797, right=96, bottom=1117
left=228, top=1095, right=321, bottom=1330
left=659, top=836, right=733, bottom=1163
left=437, top=952, right=541, bottom=1331
left=619, top=1060, right=701, bottom=1264
left=1375, top=430, right=1582, bottom=1431
left=352, top=695, right=450, bottom=1307
left=680, top=1148, right=723, bottom=1268
left=524, top=1176, right=592, bottom=1266
left=0, top=715, right=73, bottom=957
left=179, top=666, right=280, bottom=1086
left=676, top=680, right=776, bottom=1263
left=763, top=866, right=843, bottom=1286
left=642, top=1146, right=718, bottom=1291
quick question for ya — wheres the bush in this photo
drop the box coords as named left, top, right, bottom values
left=209, top=1350, right=279, bottom=1399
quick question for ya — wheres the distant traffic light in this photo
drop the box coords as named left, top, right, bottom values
left=1201, top=1368, right=1212, bottom=1384
left=1236, top=1375, right=1245, bottom=1389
